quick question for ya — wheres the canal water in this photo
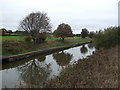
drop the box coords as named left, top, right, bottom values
left=1, top=43, right=96, bottom=88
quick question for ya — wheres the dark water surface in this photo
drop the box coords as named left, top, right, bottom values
left=1, top=43, right=96, bottom=88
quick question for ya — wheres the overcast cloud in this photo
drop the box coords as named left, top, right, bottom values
left=0, top=0, right=119, bottom=33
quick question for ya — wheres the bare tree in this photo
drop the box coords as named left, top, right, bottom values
left=53, top=23, right=73, bottom=41
left=17, top=59, right=51, bottom=88
left=20, top=12, right=51, bottom=43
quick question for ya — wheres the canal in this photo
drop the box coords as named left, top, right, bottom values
left=1, top=43, right=96, bottom=88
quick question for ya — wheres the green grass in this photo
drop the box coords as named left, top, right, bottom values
left=1, top=36, right=27, bottom=41
left=67, top=38, right=90, bottom=44
left=1, top=36, right=80, bottom=41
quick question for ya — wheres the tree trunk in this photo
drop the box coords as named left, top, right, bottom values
left=62, top=37, right=64, bottom=41
left=32, top=38, right=36, bottom=44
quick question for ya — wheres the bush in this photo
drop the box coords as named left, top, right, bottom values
left=88, top=32, right=95, bottom=38
left=93, top=27, right=118, bottom=49
left=24, top=36, right=32, bottom=42
left=36, top=33, right=46, bottom=44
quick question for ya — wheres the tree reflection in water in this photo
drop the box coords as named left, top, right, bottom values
left=88, top=43, right=94, bottom=49
left=17, top=59, right=51, bottom=88
left=53, top=51, right=73, bottom=66
left=80, top=45, right=88, bottom=54
left=37, top=55, right=46, bottom=62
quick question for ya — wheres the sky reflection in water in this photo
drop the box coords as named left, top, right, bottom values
left=2, top=44, right=95, bottom=88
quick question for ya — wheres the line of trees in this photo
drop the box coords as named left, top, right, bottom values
left=0, top=28, right=13, bottom=36
left=0, top=28, right=29, bottom=36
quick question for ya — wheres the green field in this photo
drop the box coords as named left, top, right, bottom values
left=1, top=36, right=80, bottom=41
left=1, top=36, right=27, bottom=41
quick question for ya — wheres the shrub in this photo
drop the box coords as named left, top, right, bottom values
left=88, top=32, right=95, bottom=38
left=24, top=36, right=32, bottom=42
left=93, top=27, right=118, bottom=49
left=36, top=33, right=46, bottom=44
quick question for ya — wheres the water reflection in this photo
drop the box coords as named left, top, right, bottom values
left=2, top=55, right=46, bottom=70
left=53, top=51, right=73, bottom=66
left=80, top=45, right=88, bottom=54
left=88, top=43, right=94, bottom=49
left=2, top=44, right=96, bottom=88
left=17, top=59, right=51, bottom=88
left=36, top=55, right=46, bottom=62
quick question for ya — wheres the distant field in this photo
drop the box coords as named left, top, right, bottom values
left=1, top=36, right=81, bottom=41
left=1, top=36, right=27, bottom=41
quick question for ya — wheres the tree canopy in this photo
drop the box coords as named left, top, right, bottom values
left=20, top=12, right=51, bottom=43
left=53, top=23, right=73, bottom=41
left=0, top=28, right=7, bottom=35
left=81, top=28, right=89, bottom=38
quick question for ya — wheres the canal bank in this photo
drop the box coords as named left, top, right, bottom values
left=2, top=41, right=91, bottom=63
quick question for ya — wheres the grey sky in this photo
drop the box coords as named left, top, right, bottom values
left=0, top=0, right=119, bottom=33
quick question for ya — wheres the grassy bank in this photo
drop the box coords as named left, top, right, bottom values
left=2, top=37, right=91, bottom=56
left=47, top=45, right=118, bottom=88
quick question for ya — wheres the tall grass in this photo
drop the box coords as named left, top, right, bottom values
left=48, top=46, right=118, bottom=88
left=93, top=27, right=119, bottom=49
